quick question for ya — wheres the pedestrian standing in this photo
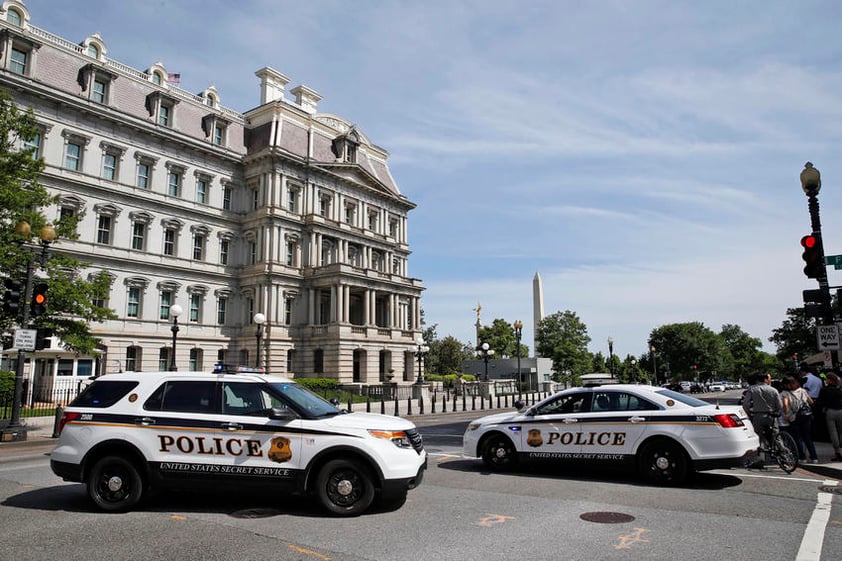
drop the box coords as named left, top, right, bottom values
left=802, top=365, right=823, bottom=400
left=781, top=375, right=818, bottom=463
left=742, top=373, right=782, bottom=468
left=817, top=372, right=842, bottom=462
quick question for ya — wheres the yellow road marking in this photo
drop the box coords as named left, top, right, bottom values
left=170, top=515, right=187, bottom=521
left=615, top=528, right=649, bottom=550
left=478, top=513, right=515, bottom=527
left=288, top=544, right=330, bottom=560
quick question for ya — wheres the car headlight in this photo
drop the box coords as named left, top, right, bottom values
left=467, top=423, right=482, bottom=431
left=368, top=429, right=413, bottom=448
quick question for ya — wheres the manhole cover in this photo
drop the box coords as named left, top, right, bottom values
left=580, top=511, right=636, bottom=524
left=819, top=486, right=842, bottom=495
left=229, top=508, right=281, bottom=519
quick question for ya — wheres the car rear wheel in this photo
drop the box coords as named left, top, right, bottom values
left=87, top=455, right=144, bottom=512
left=316, top=459, right=375, bottom=516
left=481, top=433, right=518, bottom=471
left=638, top=440, right=688, bottom=485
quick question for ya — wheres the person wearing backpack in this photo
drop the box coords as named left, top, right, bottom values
left=781, top=375, right=818, bottom=464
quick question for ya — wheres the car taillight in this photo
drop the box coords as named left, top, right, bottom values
left=713, top=413, right=744, bottom=428
left=57, top=411, right=81, bottom=435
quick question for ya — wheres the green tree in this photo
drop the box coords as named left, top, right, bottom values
left=648, top=322, right=725, bottom=382
left=477, top=318, right=528, bottom=358
left=536, top=310, right=591, bottom=385
left=422, top=323, right=472, bottom=376
left=0, top=89, right=115, bottom=354
left=717, top=323, right=767, bottom=381
left=769, top=307, right=816, bottom=367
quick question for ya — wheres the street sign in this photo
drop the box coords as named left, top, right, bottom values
left=825, top=350, right=834, bottom=368
left=826, top=254, right=842, bottom=270
left=12, top=329, right=37, bottom=351
left=817, top=324, right=840, bottom=350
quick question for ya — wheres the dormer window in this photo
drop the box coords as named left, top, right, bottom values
left=202, top=114, right=229, bottom=146
left=6, top=8, right=22, bottom=26
left=331, top=128, right=361, bottom=164
left=146, top=91, right=179, bottom=128
left=78, top=64, right=117, bottom=105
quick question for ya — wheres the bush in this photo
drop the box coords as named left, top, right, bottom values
left=294, top=377, right=341, bottom=393
left=0, top=370, right=14, bottom=402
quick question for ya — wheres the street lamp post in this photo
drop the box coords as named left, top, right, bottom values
left=476, top=342, right=494, bottom=382
left=607, top=337, right=614, bottom=379
left=800, top=162, right=833, bottom=327
left=5, top=221, right=56, bottom=441
left=169, top=304, right=182, bottom=371
left=630, top=357, right=637, bottom=383
left=254, top=312, right=266, bottom=369
left=514, top=320, right=523, bottom=398
left=414, top=336, right=429, bottom=384
left=650, top=345, right=658, bottom=385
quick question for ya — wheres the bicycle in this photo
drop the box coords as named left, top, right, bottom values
left=759, top=425, right=799, bottom=473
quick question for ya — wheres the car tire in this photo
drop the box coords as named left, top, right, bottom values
left=316, top=459, right=375, bottom=516
left=87, top=455, right=144, bottom=512
left=638, top=440, right=688, bottom=485
left=481, top=433, right=518, bottom=471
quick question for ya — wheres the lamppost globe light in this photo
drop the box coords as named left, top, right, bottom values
left=416, top=336, right=424, bottom=346
left=801, top=161, right=821, bottom=196
left=40, top=223, right=57, bottom=242
left=254, top=312, right=266, bottom=325
left=482, top=342, right=489, bottom=351
left=14, top=220, right=31, bottom=237
left=169, top=304, right=183, bottom=319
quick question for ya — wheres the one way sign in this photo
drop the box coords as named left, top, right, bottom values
left=817, top=324, right=840, bottom=350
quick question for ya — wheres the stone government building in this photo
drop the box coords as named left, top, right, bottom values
left=0, top=0, right=424, bottom=395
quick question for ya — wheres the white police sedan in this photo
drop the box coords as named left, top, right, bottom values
left=463, top=384, right=758, bottom=484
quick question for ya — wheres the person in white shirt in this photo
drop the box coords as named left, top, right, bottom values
left=801, top=366, right=823, bottom=400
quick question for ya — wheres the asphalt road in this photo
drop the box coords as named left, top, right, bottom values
left=1, top=405, right=841, bottom=561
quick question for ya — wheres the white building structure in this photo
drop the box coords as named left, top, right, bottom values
left=0, top=0, right=424, bottom=401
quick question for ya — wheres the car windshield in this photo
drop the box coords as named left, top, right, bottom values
left=268, top=382, right=342, bottom=418
left=654, top=389, right=710, bottom=407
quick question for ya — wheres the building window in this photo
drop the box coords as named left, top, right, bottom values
left=319, top=196, right=330, bottom=217
left=287, top=189, right=298, bottom=213
left=344, top=204, right=356, bottom=225
left=158, top=104, right=170, bottom=126
left=192, top=234, right=205, bottom=261
left=136, top=162, right=150, bottom=188
left=213, top=126, right=224, bottom=146
left=163, top=228, right=176, bottom=256
left=286, top=241, right=295, bottom=266
left=314, top=349, right=324, bottom=374
left=22, top=131, right=41, bottom=159
left=131, top=222, right=145, bottom=250
left=189, top=293, right=201, bottom=322
left=10, top=48, right=27, bottom=75
left=87, top=44, right=100, bottom=59
left=389, top=219, right=398, bottom=238
left=65, top=142, right=82, bottom=171
left=220, top=239, right=229, bottom=265
left=158, top=348, right=169, bottom=371
left=6, top=8, right=22, bottom=26
left=102, top=152, right=117, bottom=181
left=284, top=299, right=292, bottom=325
left=96, top=215, right=112, bottom=245
left=167, top=170, right=181, bottom=197
left=217, top=296, right=227, bottom=325
left=249, top=240, right=257, bottom=265
left=92, top=79, right=107, bottom=103
left=196, top=178, right=208, bottom=204
left=251, top=188, right=259, bottom=210
left=127, top=286, right=141, bottom=318
left=189, top=348, right=202, bottom=371
left=125, top=346, right=139, bottom=371
left=223, top=186, right=232, bottom=210
left=159, top=291, right=173, bottom=320
left=368, top=212, right=378, bottom=232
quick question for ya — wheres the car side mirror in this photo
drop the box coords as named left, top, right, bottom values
left=268, top=407, right=296, bottom=421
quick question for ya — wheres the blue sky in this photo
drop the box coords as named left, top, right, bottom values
left=26, top=0, right=842, bottom=360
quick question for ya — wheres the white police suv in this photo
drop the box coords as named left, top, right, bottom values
left=50, top=368, right=426, bottom=515
left=463, top=384, right=758, bottom=484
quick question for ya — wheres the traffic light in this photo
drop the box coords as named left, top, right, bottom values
left=803, top=288, right=832, bottom=321
left=30, top=282, right=48, bottom=317
left=801, top=234, right=825, bottom=279
left=3, top=278, right=23, bottom=316
left=34, top=327, right=53, bottom=350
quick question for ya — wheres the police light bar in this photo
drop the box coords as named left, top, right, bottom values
left=212, top=363, right=265, bottom=374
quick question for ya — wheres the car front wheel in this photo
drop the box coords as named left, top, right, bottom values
left=481, top=433, right=518, bottom=471
left=316, top=459, right=375, bottom=516
left=87, top=455, right=144, bottom=512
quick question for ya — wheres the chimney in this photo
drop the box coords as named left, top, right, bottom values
left=255, top=67, right=290, bottom=105
left=290, top=84, right=322, bottom=114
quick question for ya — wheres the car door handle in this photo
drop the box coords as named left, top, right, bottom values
left=628, top=416, right=646, bottom=423
left=135, top=417, right=156, bottom=426
left=562, top=418, right=578, bottom=424
left=221, top=422, right=242, bottom=431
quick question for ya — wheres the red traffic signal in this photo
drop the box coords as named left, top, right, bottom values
left=30, top=282, right=48, bottom=317
left=801, top=234, right=824, bottom=279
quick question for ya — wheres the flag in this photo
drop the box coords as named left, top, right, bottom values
left=167, top=73, right=181, bottom=84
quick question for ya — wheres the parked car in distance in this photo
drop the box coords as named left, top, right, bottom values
left=708, top=383, right=726, bottom=392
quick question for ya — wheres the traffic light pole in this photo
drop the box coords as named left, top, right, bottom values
left=6, top=256, right=35, bottom=440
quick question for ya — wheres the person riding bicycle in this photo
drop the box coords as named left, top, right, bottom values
left=742, top=373, right=783, bottom=466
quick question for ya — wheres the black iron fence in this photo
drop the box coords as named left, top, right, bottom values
left=0, top=379, right=83, bottom=426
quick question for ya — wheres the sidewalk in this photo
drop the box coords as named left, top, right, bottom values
left=2, top=409, right=841, bottom=480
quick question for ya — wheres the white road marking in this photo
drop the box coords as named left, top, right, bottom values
left=796, top=481, right=836, bottom=561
